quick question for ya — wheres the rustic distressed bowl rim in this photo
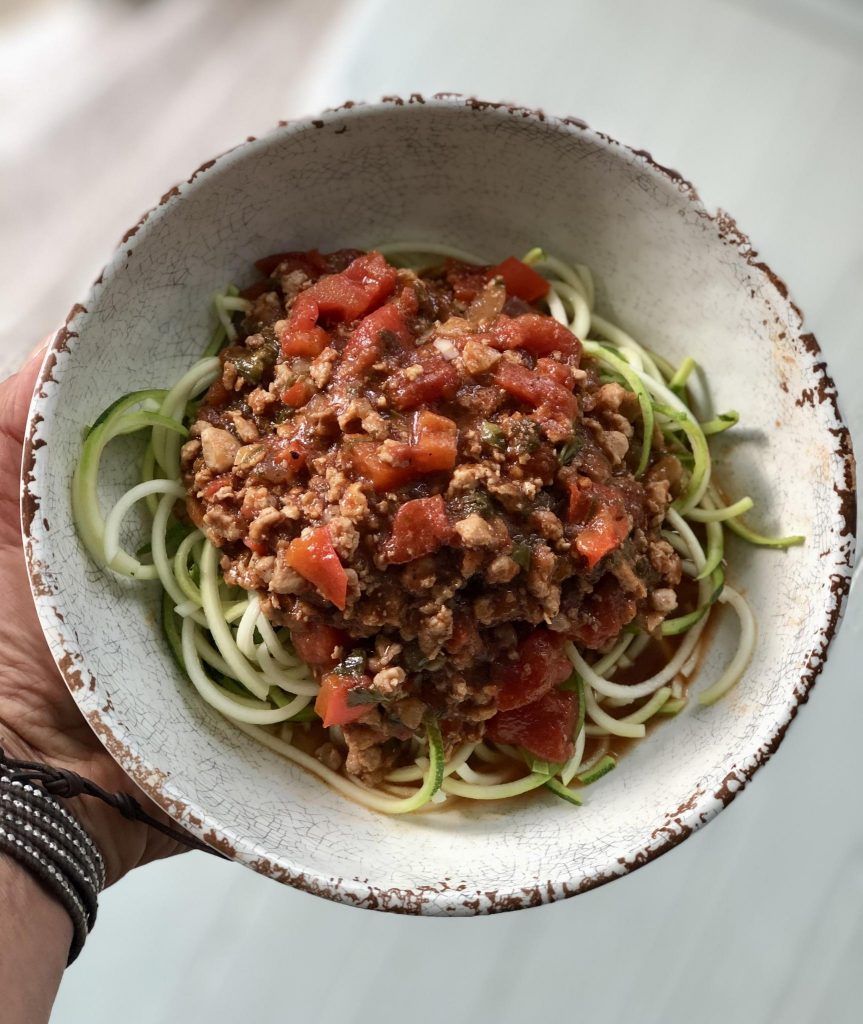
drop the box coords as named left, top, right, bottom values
left=20, top=94, right=857, bottom=912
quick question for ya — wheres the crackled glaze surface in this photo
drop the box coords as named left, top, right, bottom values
left=20, top=97, right=856, bottom=913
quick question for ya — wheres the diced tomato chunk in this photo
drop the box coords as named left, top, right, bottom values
left=388, top=351, right=460, bottom=410
left=288, top=291, right=318, bottom=330
left=394, top=284, right=420, bottom=317
left=487, top=314, right=579, bottom=357
left=272, top=437, right=307, bottom=473
left=278, top=292, right=328, bottom=358
left=310, top=275, right=376, bottom=323
left=201, top=472, right=232, bottom=499
left=443, top=259, right=489, bottom=304
left=496, top=629, right=572, bottom=713
left=576, top=509, right=631, bottom=569
left=494, top=359, right=545, bottom=404
left=410, top=410, right=458, bottom=473
left=486, top=688, right=578, bottom=763
left=281, top=379, right=312, bottom=407
left=243, top=538, right=269, bottom=556
left=284, top=526, right=349, bottom=610
left=340, top=251, right=398, bottom=305
left=519, top=315, right=578, bottom=355
left=493, top=360, right=577, bottom=421
left=290, top=623, right=349, bottom=668
left=566, top=476, right=593, bottom=522
left=315, top=673, right=370, bottom=728
left=278, top=253, right=400, bottom=358
left=350, top=413, right=457, bottom=493
left=359, top=301, right=414, bottom=348
left=309, top=251, right=398, bottom=324
left=280, top=328, right=329, bottom=358
left=384, top=495, right=451, bottom=564
left=488, top=257, right=550, bottom=303
left=336, top=302, right=413, bottom=383
left=536, top=357, right=575, bottom=389
left=567, top=479, right=631, bottom=569
left=350, top=441, right=415, bottom=491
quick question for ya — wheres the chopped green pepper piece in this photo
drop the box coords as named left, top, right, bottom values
left=233, top=353, right=264, bottom=384
left=232, top=337, right=279, bottom=384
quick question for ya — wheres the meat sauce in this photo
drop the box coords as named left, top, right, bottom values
left=181, top=250, right=684, bottom=784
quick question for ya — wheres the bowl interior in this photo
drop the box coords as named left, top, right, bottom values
left=22, top=99, right=854, bottom=912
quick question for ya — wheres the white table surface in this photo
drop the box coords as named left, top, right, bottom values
left=2, top=1, right=861, bottom=1021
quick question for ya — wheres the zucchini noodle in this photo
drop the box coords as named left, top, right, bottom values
left=441, top=772, right=551, bottom=801
left=72, top=246, right=802, bottom=815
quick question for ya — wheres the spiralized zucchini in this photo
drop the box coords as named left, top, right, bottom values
left=72, top=248, right=802, bottom=813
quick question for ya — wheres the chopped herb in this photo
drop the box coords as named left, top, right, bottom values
left=511, top=540, right=531, bottom=570
left=451, top=489, right=495, bottom=520
left=479, top=420, right=506, bottom=449
left=558, top=429, right=583, bottom=466
left=466, top=489, right=494, bottom=518
left=346, top=687, right=386, bottom=708
left=335, top=649, right=367, bottom=677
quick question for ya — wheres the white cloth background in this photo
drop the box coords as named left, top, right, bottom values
left=2, top=1, right=861, bottom=1021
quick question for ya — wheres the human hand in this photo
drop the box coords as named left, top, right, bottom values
left=0, top=346, right=185, bottom=885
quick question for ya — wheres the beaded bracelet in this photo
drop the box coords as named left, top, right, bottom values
left=0, top=746, right=225, bottom=964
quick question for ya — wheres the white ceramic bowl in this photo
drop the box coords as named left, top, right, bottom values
left=22, top=96, right=856, bottom=912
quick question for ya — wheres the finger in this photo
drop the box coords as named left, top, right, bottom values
left=0, top=338, right=54, bottom=443
left=0, top=335, right=52, bottom=381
